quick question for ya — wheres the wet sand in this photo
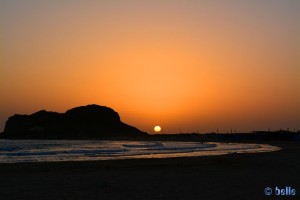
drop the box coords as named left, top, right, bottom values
left=0, top=141, right=299, bottom=200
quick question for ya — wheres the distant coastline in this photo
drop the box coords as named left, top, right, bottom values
left=1, top=129, right=299, bottom=142
left=148, top=130, right=300, bottom=142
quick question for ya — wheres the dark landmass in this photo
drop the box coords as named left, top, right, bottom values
left=0, top=104, right=147, bottom=139
left=0, top=104, right=299, bottom=141
left=0, top=141, right=299, bottom=200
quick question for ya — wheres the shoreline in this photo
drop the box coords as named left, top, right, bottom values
left=0, top=140, right=281, bottom=164
left=0, top=141, right=299, bottom=200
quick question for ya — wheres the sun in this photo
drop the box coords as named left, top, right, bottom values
left=154, top=126, right=161, bottom=133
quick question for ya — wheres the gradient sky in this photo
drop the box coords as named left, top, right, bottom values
left=1, top=0, right=299, bottom=133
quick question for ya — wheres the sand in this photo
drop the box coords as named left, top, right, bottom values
left=0, top=141, right=299, bottom=200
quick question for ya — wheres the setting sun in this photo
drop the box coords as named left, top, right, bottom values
left=154, top=126, right=161, bottom=133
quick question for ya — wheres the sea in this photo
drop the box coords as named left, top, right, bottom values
left=0, top=140, right=280, bottom=163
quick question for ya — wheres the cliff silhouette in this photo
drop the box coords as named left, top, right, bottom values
left=0, top=104, right=147, bottom=139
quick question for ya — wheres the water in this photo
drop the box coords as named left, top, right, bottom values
left=0, top=140, right=280, bottom=163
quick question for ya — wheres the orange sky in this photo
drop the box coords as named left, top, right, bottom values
left=1, top=0, right=299, bottom=133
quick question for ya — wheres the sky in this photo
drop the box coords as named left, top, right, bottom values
left=1, top=0, right=299, bottom=133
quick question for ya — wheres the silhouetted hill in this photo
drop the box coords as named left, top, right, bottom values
left=0, top=105, right=147, bottom=139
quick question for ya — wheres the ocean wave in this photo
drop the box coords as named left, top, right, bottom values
left=0, top=140, right=280, bottom=163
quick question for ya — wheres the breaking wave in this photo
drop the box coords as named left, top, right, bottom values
left=0, top=140, right=280, bottom=163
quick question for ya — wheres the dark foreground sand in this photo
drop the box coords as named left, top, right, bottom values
left=0, top=141, right=299, bottom=200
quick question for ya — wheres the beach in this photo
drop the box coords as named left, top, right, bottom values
left=0, top=141, right=299, bottom=200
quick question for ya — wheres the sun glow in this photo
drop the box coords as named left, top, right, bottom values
left=154, top=126, right=161, bottom=133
